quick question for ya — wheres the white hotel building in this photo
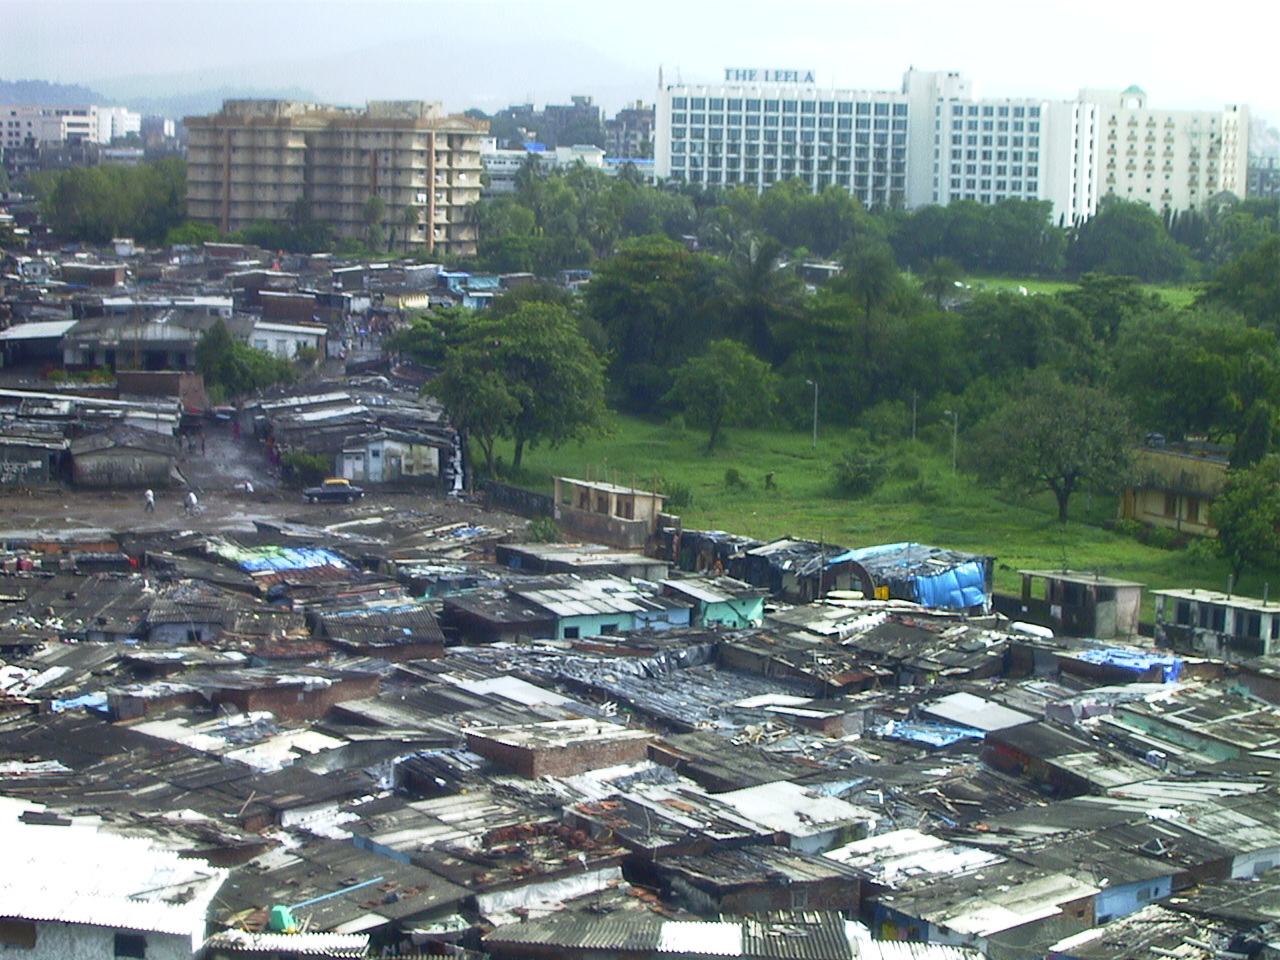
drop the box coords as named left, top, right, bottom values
left=655, top=68, right=1247, bottom=222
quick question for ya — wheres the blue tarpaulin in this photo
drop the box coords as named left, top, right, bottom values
left=1074, top=647, right=1183, bottom=682
left=832, top=542, right=993, bottom=611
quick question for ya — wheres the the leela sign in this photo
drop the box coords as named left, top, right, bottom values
left=724, top=68, right=817, bottom=83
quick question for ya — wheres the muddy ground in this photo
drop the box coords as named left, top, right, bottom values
left=0, top=419, right=505, bottom=538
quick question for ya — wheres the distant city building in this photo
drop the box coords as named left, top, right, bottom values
left=490, top=97, right=603, bottom=150
left=95, top=105, right=143, bottom=143
left=480, top=139, right=607, bottom=196
left=655, top=68, right=1251, bottom=220
left=184, top=100, right=487, bottom=257
left=1249, top=155, right=1280, bottom=200
left=1085, top=86, right=1248, bottom=213
left=605, top=101, right=655, bottom=159
left=1, top=105, right=98, bottom=149
left=540, top=95, right=603, bottom=148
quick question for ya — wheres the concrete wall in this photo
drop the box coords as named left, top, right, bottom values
left=73, top=449, right=172, bottom=488
left=465, top=730, right=651, bottom=778
left=14, top=920, right=194, bottom=960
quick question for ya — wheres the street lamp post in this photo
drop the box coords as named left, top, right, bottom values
left=943, top=409, right=958, bottom=474
left=805, top=379, right=819, bottom=448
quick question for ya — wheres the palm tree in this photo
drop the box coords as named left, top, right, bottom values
left=719, top=235, right=804, bottom=366
left=921, top=256, right=963, bottom=308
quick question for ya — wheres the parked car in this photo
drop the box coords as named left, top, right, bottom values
left=303, top=478, right=364, bottom=503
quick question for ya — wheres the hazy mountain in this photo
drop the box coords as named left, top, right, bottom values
left=93, top=85, right=321, bottom=120
left=0, top=79, right=108, bottom=107
left=87, top=34, right=655, bottom=118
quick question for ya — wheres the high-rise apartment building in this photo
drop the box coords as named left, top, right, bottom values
left=656, top=69, right=1249, bottom=222
left=654, top=71, right=912, bottom=208
left=605, top=102, right=656, bottom=159
left=185, top=100, right=487, bottom=257
left=1084, top=86, right=1247, bottom=212
left=1, top=105, right=98, bottom=149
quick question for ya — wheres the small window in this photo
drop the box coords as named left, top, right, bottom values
left=0, top=920, right=37, bottom=948
left=115, top=933, right=147, bottom=959
left=600, top=623, right=619, bottom=635
left=563, top=626, right=580, bottom=639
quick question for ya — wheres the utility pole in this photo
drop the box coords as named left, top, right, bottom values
left=944, top=409, right=959, bottom=474
left=805, top=379, right=819, bottom=448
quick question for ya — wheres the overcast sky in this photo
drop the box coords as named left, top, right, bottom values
left=9, top=0, right=1277, bottom=126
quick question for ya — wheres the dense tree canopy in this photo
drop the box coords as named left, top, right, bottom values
left=194, top=320, right=298, bottom=404
left=29, top=157, right=187, bottom=245
left=967, top=377, right=1133, bottom=523
left=422, top=300, right=608, bottom=475
left=665, top=340, right=778, bottom=452
left=1066, top=198, right=1193, bottom=281
left=1213, top=455, right=1280, bottom=581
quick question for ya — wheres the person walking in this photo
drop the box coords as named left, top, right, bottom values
left=144, top=489, right=155, bottom=512
left=184, top=491, right=199, bottom=516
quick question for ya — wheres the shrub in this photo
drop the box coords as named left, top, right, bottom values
left=1146, top=526, right=1180, bottom=551
left=832, top=449, right=887, bottom=498
left=904, top=478, right=944, bottom=504
left=1111, top=518, right=1144, bottom=540
left=281, top=450, right=331, bottom=486
left=662, top=480, right=694, bottom=510
left=524, top=516, right=561, bottom=542
left=1183, top=536, right=1221, bottom=563
left=724, top=468, right=748, bottom=490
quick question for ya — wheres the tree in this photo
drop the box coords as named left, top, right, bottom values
left=362, top=195, right=387, bottom=252
left=1199, top=235, right=1280, bottom=330
left=1067, top=198, right=1192, bottom=281
left=194, top=320, right=297, bottom=403
left=968, top=378, right=1133, bottom=523
left=921, top=256, right=963, bottom=308
left=1110, top=309, right=1280, bottom=441
left=716, top=235, right=804, bottom=365
left=584, top=235, right=722, bottom=412
left=424, top=302, right=608, bottom=475
left=665, top=339, right=778, bottom=452
left=1213, top=455, right=1280, bottom=581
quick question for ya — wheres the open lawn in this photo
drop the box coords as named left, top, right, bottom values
left=967, top=274, right=1200, bottom=308
left=500, top=415, right=1254, bottom=620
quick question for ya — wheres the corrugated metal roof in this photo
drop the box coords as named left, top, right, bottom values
left=659, top=921, right=742, bottom=955
left=205, top=930, right=369, bottom=958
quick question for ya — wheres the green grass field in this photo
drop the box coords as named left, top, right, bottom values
left=967, top=275, right=1200, bottom=308
left=499, top=415, right=1255, bottom=620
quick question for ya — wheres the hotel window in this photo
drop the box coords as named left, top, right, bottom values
left=746, top=99, right=761, bottom=111
left=800, top=101, right=815, bottom=113
left=782, top=100, right=798, bottom=112
left=690, top=97, right=705, bottom=108
left=856, top=102, right=871, bottom=115
left=819, top=101, right=834, bottom=114
left=874, top=102, right=889, bottom=116
left=709, top=98, right=724, bottom=109
left=838, top=102, right=854, bottom=115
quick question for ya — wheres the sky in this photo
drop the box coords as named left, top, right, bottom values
left=7, top=0, right=1277, bottom=126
